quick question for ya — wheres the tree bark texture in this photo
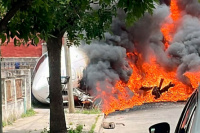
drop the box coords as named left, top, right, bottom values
left=47, top=34, right=67, bottom=133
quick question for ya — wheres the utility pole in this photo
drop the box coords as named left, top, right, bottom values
left=64, top=33, right=75, bottom=113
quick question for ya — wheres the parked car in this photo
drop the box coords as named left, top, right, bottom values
left=149, top=87, right=199, bottom=133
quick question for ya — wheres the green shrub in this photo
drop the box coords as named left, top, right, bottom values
left=21, top=108, right=36, bottom=118
left=2, top=121, right=7, bottom=127
left=40, top=125, right=83, bottom=133
left=68, top=125, right=83, bottom=133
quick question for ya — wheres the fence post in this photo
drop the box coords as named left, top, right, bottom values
left=24, top=77, right=27, bottom=114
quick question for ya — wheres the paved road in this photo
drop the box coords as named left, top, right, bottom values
left=100, top=102, right=185, bottom=133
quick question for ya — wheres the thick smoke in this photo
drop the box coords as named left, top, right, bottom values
left=177, top=0, right=200, bottom=16
left=81, top=5, right=171, bottom=94
left=81, top=0, right=200, bottom=95
left=81, top=39, right=132, bottom=95
left=129, top=4, right=171, bottom=64
left=82, top=43, right=131, bottom=90
left=126, top=0, right=200, bottom=85
left=163, top=0, right=200, bottom=84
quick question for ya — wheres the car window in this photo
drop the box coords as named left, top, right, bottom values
left=175, top=90, right=197, bottom=133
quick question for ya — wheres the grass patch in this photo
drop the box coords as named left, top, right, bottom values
left=40, top=125, right=83, bottom=133
left=3, top=109, right=36, bottom=127
left=68, top=125, right=83, bottom=133
left=75, top=108, right=101, bottom=114
left=2, top=121, right=7, bottom=127
left=6, top=119, right=15, bottom=126
left=89, top=115, right=100, bottom=133
left=21, top=108, right=36, bottom=118
left=3, top=114, right=17, bottom=127
left=41, top=128, right=50, bottom=133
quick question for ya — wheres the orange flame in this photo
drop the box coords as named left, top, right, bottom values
left=170, top=0, right=181, bottom=21
left=184, top=71, right=200, bottom=89
left=161, top=0, right=181, bottom=49
left=95, top=54, right=198, bottom=115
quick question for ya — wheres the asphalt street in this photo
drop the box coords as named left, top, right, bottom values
left=100, top=102, right=185, bottom=133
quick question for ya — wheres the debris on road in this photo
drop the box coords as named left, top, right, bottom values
left=116, top=123, right=125, bottom=126
left=140, top=78, right=175, bottom=99
left=102, top=122, right=115, bottom=129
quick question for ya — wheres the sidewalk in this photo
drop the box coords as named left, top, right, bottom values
left=3, top=108, right=104, bottom=133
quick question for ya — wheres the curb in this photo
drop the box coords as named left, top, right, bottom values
left=94, top=113, right=104, bottom=133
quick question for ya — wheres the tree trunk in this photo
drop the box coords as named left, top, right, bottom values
left=47, top=33, right=67, bottom=133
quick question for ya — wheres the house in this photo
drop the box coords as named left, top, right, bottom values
left=0, top=40, right=44, bottom=125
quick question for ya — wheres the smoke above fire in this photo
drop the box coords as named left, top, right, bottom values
left=81, top=42, right=132, bottom=91
left=80, top=0, right=200, bottom=114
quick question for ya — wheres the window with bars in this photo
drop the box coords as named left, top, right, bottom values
left=6, top=80, right=12, bottom=102
left=15, top=79, right=23, bottom=99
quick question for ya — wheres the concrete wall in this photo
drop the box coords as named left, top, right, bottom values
left=1, top=57, right=39, bottom=74
left=1, top=69, right=31, bottom=124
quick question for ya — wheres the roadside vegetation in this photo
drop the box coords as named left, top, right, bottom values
left=41, top=128, right=49, bottom=133
left=68, top=125, right=83, bottom=133
left=21, top=108, right=36, bottom=118
left=2, top=108, right=36, bottom=127
left=2, top=121, right=6, bottom=127
left=2, top=114, right=17, bottom=127
left=75, top=108, right=101, bottom=114
left=41, top=125, right=83, bottom=133
left=89, top=115, right=100, bottom=133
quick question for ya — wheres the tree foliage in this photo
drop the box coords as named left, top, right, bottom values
left=0, top=0, right=47, bottom=45
left=0, top=0, right=157, bottom=46
left=117, top=0, right=156, bottom=25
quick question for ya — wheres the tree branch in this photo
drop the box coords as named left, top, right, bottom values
left=0, top=0, right=32, bottom=32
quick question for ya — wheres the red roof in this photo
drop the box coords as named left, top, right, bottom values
left=1, top=41, right=42, bottom=57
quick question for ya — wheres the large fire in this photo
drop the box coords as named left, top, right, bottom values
left=96, top=54, right=196, bottom=115
left=94, top=0, right=200, bottom=115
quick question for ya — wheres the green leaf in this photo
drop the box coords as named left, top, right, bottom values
left=0, top=34, right=6, bottom=44
left=78, top=34, right=84, bottom=39
left=67, top=0, right=70, bottom=4
left=34, top=36, right=39, bottom=45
